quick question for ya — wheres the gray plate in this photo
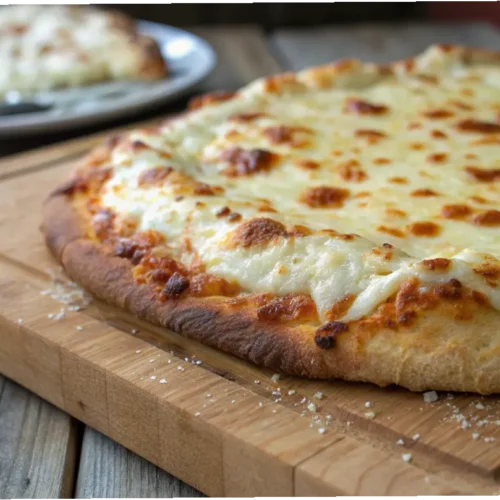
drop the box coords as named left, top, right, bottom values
left=0, top=21, right=216, bottom=136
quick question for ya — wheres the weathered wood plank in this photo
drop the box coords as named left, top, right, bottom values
left=272, top=23, right=500, bottom=70
left=75, top=427, right=202, bottom=498
left=0, top=375, right=79, bottom=499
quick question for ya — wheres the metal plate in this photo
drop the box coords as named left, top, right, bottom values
left=0, top=21, right=216, bottom=136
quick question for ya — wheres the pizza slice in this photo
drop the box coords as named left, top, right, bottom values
left=43, top=45, right=500, bottom=394
left=0, top=5, right=167, bottom=96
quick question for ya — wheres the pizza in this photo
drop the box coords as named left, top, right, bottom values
left=43, top=45, right=500, bottom=394
left=0, top=5, right=167, bottom=96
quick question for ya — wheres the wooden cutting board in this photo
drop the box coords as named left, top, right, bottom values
left=1, top=129, right=500, bottom=496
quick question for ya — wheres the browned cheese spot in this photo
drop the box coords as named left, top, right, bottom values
left=296, top=159, right=320, bottom=170
left=138, top=166, right=173, bottom=186
left=354, top=129, right=388, bottom=144
left=229, top=112, right=267, bottom=122
left=465, top=166, right=500, bottom=183
left=441, top=204, right=473, bottom=220
left=449, top=100, right=474, bottom=111
left=327, top=294, right=356, bottom=320
left=422, top=258, right=451, bottom=271
left=427, top=153, right=448, bottom=163
left=388, top=177, right=408, bottom=185
left=385, top=208, right=407, bottom=218
left=229, top=218, right=287, bottom=248
left=373, top=157, right=392, bottom=165
left=473, top=210, right=500, bottom=226
left=314, top=321, right=349, bottom=350
left=408, top=221, right=441, bottom=237
left=431, top=129, right=448, bottom=139
left=473, top=261, right=500, bottom=287
left=423, top=109, right=455, bottom=119
left=409, top=142, right=425, bottom=151
left=262, top=125, right=312, bottom=147
left=190, top=274, right=240, bottom=297
left=337, top=159, right=367, bottom=182
left=188, top=90, right=236, bottom=110
left=300, top=186, right=350, bottom=208
left=377, top=225, right=404, bottom=238
left=411, top=188, right=439, bottom=197
left=345, top=98, right=388, bottom=115
left=52, top=167, right=112, bottom=197
left=257, top=294, right=318, bottom=323
left=456, top=119, right=500, bottom=134
left=220, top=147, right=278, bottom=177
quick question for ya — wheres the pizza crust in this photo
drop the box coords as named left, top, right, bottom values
left=42, top=45, right=500, bottom=394
left=43, top=188, right=500, bottom=394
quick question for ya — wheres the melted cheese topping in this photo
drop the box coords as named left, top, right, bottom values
left=99, top=46, right=500, bottom=321
left=0, top=5, right=158, bottom=96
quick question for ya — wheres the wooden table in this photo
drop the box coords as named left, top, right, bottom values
left=1, top=23, right=500, bottom=498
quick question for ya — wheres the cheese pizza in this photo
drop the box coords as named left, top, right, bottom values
left=43, top=45, right=500, bottom=394
left=0, top=5, right=167, bottom=96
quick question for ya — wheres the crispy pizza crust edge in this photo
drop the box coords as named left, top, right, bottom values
left=41, top=44, right=500, bottom=394
left=42, top=188, right=500, bottom=395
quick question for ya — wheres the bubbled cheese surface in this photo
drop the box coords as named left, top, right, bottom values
left=100, top=46, right=500, bottom=321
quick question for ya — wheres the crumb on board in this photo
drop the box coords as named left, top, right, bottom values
left=307, top=402, right=317, bottom=413
left=288, top=389, right=296, bottom=396
left=423, top=391, right=439, bottom=403
left=76, top=325, right=83, bottom=331
left=364, top=411, right=376, bottom=419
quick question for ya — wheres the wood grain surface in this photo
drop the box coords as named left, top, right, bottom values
left=2, top=23, right=500, bottom=498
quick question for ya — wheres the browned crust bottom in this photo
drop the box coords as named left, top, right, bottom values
left=42, top=187, right=500, bottom=395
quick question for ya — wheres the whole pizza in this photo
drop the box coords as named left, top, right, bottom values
left=0, top=5, right=167, bottom=96
left=43, top=45, right=500, bottom=394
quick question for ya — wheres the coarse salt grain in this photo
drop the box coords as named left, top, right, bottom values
left=475, top=403, right=485, bottom=410
left=307, top=402, right=317, bottom=412
left=423, top=391, right=439, bottom=403
left=318, top=427, right=326, bottom=434
left=412, top=433, right=420, bottom=441
left=136, top=350, right=141, bottom=354
left=288, top=390, right=296, bottom=396
left=484, top=437, right=495, bottom=443
left=314, top=392, right=323, bottom=400
left=150, top=376, right=156, bottom=380
left=396, top=439, right=404, bottom=446
left=160, top=379, right=167, bottom=384
left=365, top=401, right=372, bottom=408
left=254, top=380, right=260, bottom=384
left=271, top=374, right=280, bottom=383
left=194, top=412, right=201, bottom=417
left=472, top=433, right=480, bottom=440
left=177, top=366, right=184, bottom=371
left=402, top=453, right=412, bottom=463
left=76, top=325, right=83, bottom=331
left=364, top=411, right=376, bottom=419
left=17, top=319, right=23, bottom=324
